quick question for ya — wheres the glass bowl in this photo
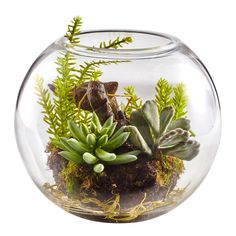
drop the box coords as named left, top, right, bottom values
left=15, top=30, right=221, bottom=222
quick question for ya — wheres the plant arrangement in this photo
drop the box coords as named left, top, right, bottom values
left=35, top=16, right=200, bottom=222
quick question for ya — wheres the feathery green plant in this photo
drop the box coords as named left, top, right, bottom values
left=34, top=76, right=60, bottom=141
left=64, top=16, right=82, bottom=45
left=99, top=36, right=133, bottom=49
left=123, top=86, right=143, bottom=118
left=52, top=52, right=79, bottom=137
left=75, top=60, right=127, bottom=84
left=35, top=16, right=135, bottom=141
left=155, top=78, right=173, bottom=113
left=172, top=83, right=188, bottom=120
left=55, top=113, right=140, bottom=173
left=155, top=78, right=187, bottom=120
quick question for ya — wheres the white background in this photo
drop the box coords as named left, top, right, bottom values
left=0, top=0, right=235, bottom=235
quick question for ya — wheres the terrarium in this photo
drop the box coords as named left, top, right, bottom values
left=15, top=16, right=221, bottom=222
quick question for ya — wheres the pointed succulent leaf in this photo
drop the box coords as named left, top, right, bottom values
left=124, top=150, right=141, bottom=156
left=109, top=153, right=138, bottom=165
left=81, top=123, right=90, bottom=136
left=102, top=132, right=130, bottom=152
left=99, top=127, right=110, bottom=136
left=142, top=100, right=160, bottom=138
left=107, top=122, right=117, bottom=137
left=90, top=122, right=97, bottom=133
left=86, top=133, right=96, bottom=147
left=102, top=116, right=113, bottom=129
left=158, top=128, right=189, bottom=148
left=60, top=137, right=77, bottom=153
left=67, top=120, right=87, bottom=143
left=167, top=118, right=191, bottom=132
left=125, top=126, right=152, bottom=155
left=110, top=126, right=126, bottom=141
left=97, top=134, right=108, bottom=147
left=59, top=151, right=83, bottom=164
left=95, top=148, right=116, bottom=161
left=162, top=139, right=200, bottom=161
left=67, top=138, right=91, bottom=154
left=93, top=163, right=104, bottom=173
left=52, top=140, right=66, bottom=150
left=159, top=106, right=174, bottom=136
left=91, top=112, right=102, bottom=131
left=83, top=152, right=98, bottom=164
left=130, top=109, right=153, bottom=146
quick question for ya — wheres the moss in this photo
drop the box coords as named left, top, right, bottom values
left=156, top=155, right=184, bottom=187
left=59, top=161, right=79, bottom=194
left=59, top=161, right=95, bottom=194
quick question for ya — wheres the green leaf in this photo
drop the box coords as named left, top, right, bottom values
left=81, top=123, right=90, bottom=136
left=91, top=112, right=102, bottom=131
left=67, top=120, right=87, bottom=143
left=109, top=126, right=126, bottom=141
left=97, top=134, right=108, bottom=147
left=159, top=106, right=174, bottom=136
left=106, top=122, right=117, bottom=137
left=90, top=122, right=98, bottom=134
left=109, top=153, right=137, bottom=165
left=95, top=148, right=116, bottom=161
left=86, top=133, right=96, bottom=147
left=59, top=151, right=83, bottom=164
left=52, top=140, right=66, bottom=150
left=102, top=132, right=130, bottom=152
left=124, top=150, right=141, bottom=156
left=162, top=140, right=200, bottom=161
left=99, top=127, right=110, bottom=136
left=83, top=152, right=98, bottom=164
left=158, top=128, right=189, bottom=148
left=60, top=137, right=77, bottom=153
left=142, top=100, right=160, bottom=138
left=130, top=109, right=153, bottom=146
left=167, top=118, right=191, bottom=131
left=93, top=163, right=104, bottom=173
left=125, top=126, right=152, bottom=155
left=67, top=138, right=91, bottom=154
left=102, top=116, right=113, bottom=129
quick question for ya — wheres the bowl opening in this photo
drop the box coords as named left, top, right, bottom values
left=56, top=30, right=180, bottom=59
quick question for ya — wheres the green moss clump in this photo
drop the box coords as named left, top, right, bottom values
left=156, top=156, right=184, bottom=187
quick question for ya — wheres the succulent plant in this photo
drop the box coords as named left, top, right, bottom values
left=54, top=113, right=140, bottom=173
left=126, top=100, right=200, bottom=161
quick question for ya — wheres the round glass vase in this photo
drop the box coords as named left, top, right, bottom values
left=15, top=30, right=221, bottom=223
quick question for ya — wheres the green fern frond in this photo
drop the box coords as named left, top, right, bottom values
left=34, top=76, right=60, bottom=141
left=90, top=70, right=103, bottom=81
left=64, top=16, right=82, bottom=45
left=155, top=78, right=173, bottom=113
left=52, top=52, right=79, bottom=137
left=123, top=86, right=143, bottom=118
left=172, top=83, right=188, bottom=120
left=76, top=60, right=127, bottom=84
left=99, top=36, right=133, bottom=49
left=77, top=110, right=93, bottom=127
left=155, top=78, right=188, bottom=120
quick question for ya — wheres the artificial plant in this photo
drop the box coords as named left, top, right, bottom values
left=55, top=113, right=140, bottom=173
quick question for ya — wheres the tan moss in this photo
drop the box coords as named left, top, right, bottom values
left=156, top=156, right=184, bottom=187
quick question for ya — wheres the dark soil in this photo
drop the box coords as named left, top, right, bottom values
left=47, top=146, right=181, bottom=208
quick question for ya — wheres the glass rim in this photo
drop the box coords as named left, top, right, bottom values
left=55, top=30, right=181, bottom=59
